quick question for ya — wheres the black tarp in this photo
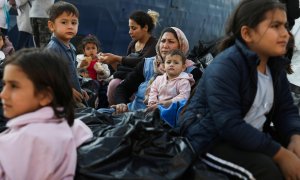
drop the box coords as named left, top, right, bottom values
left=74, top=108, right=227, bottom=180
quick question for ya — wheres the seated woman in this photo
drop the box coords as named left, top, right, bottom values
left=180, top=0, right=300, bottom=179
left=112, top=27, right=202, bottom=114
left=99, top=10, right=159, bottom=105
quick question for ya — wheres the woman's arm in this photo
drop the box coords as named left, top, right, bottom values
left=114, top=59, right=146, bottom=104
left=121, top=37, right=157, bottom=68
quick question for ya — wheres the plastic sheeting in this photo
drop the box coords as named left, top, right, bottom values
left=74, top=108, right=227, bottom=180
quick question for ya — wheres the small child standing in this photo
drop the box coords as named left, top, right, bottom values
left=78, top=34, right=110, bottom=81
left=78, top=35, right=111, bottom=108
left=147, top=49, right=194, bottom=109
left=46, top=1, right=88, bottom=107
left=0, top=48, right=92, bottom=179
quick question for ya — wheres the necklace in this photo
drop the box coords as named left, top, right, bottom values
left=135, top=41, right=145, bottom=52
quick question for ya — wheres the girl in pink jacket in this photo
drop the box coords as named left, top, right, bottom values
left=147, top=49, right=195, bottom=109
left=0, top=48, right=93, bottom=180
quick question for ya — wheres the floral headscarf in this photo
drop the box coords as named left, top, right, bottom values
left=154, top=27, right=192, bottom=74
left=155, top=27, right=189, bottom=62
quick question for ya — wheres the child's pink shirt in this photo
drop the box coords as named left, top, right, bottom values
left=148, top=72, right=195, bottom=104
left=0, top=107, right=93, bottom=180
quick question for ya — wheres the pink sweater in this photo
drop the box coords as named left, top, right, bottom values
left=0, top=107, right=93, bottom=180
left=148, top=72, right=195, bottom=105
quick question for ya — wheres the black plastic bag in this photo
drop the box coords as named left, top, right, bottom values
left=75, top=108, right=228, bottom=180
left=75, top=108, right=194, bottom=179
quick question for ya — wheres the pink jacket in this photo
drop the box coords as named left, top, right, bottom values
left=0, top=107, right=93, bottom=180
left=148, top=72, right=195, bottom=104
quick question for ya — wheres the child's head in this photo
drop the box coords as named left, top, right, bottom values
left=81, top=35, right=101, bottom=58
left=78, top=68, right=89, bottom=78
left=164, top=49, right=186, bottom=79
left=218, top=0, right=288, bottom=55
left=0, top=48, right=74, bottom=125
left=48, top=1, right=79, bottom=44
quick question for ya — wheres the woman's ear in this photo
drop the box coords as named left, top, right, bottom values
left=38, top=88, right=53, bottom=107
left=143, top=25, right=149, bottom=32
left=241, top=25, right=252, bottom=43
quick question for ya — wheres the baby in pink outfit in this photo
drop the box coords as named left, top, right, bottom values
left=148, top=49, right=195, bottom=109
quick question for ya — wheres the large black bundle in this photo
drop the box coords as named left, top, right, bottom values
left=75, top=108, right=227, bottom=180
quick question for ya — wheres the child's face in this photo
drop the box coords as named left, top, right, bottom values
left=0, top=65, right=52, bottom=119
left=80, top=71, right=89, bottom=78
left=164, top=54, right=186, bottom=79
left=0, top=36, right=4, bottom=49
left=84, top=43, right=98, bottom=58
left=244, top=9, right=289, bottom=60
left=48, top=12, right=79, bottom=45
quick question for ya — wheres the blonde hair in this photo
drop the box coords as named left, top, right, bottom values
left=147, top=9, right=160, bottom=27
left=130, top=10, right=159, bottom=33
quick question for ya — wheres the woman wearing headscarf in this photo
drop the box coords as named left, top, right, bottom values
left=112, top=27, right=202, bottom=114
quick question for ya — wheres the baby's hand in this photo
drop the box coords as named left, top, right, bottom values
left=146, top=103, right=158, bottom=112
left=159, top=100, right=172, bottom=108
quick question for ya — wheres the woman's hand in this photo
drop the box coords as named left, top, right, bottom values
left=288, top=134, right=300, bottom=158
left=273, top=147, right=300, bottom=180
left=111, top=103, right=128, bottom=114
left=99, top=53, right=122, bottom=64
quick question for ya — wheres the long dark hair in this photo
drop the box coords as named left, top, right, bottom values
left=5, top=48, right=75, bottom=126
left=129, top=10, right=159, bottom=33
left=218, top=0, right=285, bottom=52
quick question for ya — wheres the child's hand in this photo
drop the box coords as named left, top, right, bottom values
left=158, top=100, right=172, bottom=108
left=81, top=90, right=89, bottom=101
left=288, top=134, right=300, bottom=158
left=146, top=103, right=158, bottom=112
left=273, top=147, right=300, bottom=179
left=79, top=57, right=92, bottom=68
left=72, top=88, right=83, bottom=103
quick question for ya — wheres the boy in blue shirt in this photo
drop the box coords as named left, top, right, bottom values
left=46, top=1, right=88, bottom=106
